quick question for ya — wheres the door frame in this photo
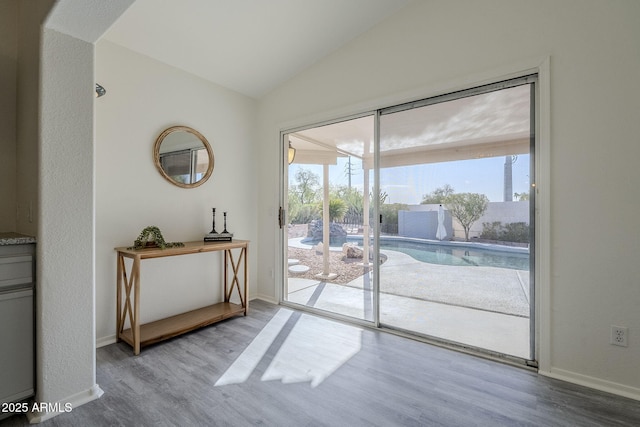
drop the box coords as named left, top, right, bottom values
left=277, top=60, right=551, bottom=369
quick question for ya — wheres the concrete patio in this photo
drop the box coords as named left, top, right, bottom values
left=286, top=241, right=531, bottom=359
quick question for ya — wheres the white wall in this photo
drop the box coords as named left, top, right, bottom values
left=95, top=41, right=258, bottom=343
left=257, top=0, right=640, bottom=399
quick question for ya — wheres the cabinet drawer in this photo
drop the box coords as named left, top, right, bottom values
left=0, top=255, right=33, bottom=288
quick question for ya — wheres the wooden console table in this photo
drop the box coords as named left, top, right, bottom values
left=115, top=240, right=248, bottom=355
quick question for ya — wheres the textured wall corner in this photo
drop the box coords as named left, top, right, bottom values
left=38, top=27, right=95, bottom=405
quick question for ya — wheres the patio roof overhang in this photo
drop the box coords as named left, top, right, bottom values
left=286, top=84, right=531, bottom=168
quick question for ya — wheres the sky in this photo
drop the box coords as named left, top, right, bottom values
left=289, top=153, right=531, bottom=205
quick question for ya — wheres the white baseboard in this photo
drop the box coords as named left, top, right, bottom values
left=26, top=384, right=104, bottom=424
left=96, top=334, right=117, bottom=348
left=253, top=294, right=278, bottom=304
left=540, top=367, right=640, bottom=402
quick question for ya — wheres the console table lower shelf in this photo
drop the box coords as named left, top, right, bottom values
left=119, top=302, right=245, bottom=349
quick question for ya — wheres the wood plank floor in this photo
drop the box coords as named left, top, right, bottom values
left=3, top=299, right=640, bottom=426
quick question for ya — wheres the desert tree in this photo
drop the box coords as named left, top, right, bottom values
left=445, top=192, right=489, bottom=241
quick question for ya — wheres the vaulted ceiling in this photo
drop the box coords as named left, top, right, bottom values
left=102, top=0, right=411, bottom=99
left=95, top=0, right=530, bottom=167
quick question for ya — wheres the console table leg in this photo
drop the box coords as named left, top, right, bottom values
left=116, top=254, right=123, bottom=342
left=133, top=256, right=141, bottom=355
left=244, top=246, right=248, bottom=315
left=224, top=250, right=229, bottom=303
left=225, top=248, right=246, bottom=308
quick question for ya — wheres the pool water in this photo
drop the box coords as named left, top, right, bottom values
left=377, top=240, right=529, bottom=271
left=301, top=236, right=529, bottom=271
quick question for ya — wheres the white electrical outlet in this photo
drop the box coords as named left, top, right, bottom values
left=611, top=326, right=628, bottom=347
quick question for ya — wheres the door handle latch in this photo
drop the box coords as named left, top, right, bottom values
left=278, top=207, right=285, bottom=228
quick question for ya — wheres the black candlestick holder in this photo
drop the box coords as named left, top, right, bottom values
left=209, top=208, right=218, bottom=234
left=222, top=212, right=229, bottom=234
left=204, top=208, right=233, bottom=242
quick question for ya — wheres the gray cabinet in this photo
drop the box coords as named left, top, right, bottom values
left=0, top=240, right=35, bottom=406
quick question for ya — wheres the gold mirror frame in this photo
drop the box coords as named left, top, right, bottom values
left=153, top=126, right=214, bottom=188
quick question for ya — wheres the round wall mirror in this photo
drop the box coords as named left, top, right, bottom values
left=153, top=126, right=214, bottom=188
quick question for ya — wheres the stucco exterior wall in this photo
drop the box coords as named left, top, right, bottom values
left=409, top=202, right=529, bottom=240
left=398, top=210, right=453, bottom=240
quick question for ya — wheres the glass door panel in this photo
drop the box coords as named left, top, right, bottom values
left=377, top=83, right=533, bottom=359
left=283, top=115, right=375, bottom=322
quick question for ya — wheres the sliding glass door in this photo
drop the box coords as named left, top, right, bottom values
left=281, top=77, right=536, bottom=361
left=283, top=115, right=375, bottom=322
left=377, top=79, right=534, bottom=359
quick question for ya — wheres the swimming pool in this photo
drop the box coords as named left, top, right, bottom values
left=377, top=239, right=529, bottom=271
left=301, top=236, right=529, bottom=271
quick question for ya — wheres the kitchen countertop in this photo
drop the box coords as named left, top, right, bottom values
left=0, top=232, right=37, bottom=246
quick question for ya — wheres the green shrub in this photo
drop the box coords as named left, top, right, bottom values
left=327, top=198, right=348, bottom=222
left=481, top=221, right=530, bottom=243
left=480, top=221, right=502, bottom=240
left=500, top=222, right=530, bottom=243
left=290, top=204, right=321, bottom=224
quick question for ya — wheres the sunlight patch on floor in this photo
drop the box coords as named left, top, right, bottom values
left=215, top=308, right=362, bottom=387
left=214, top=309, right=293, bottom=386
left=262, top=313, right=362, bottom=387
